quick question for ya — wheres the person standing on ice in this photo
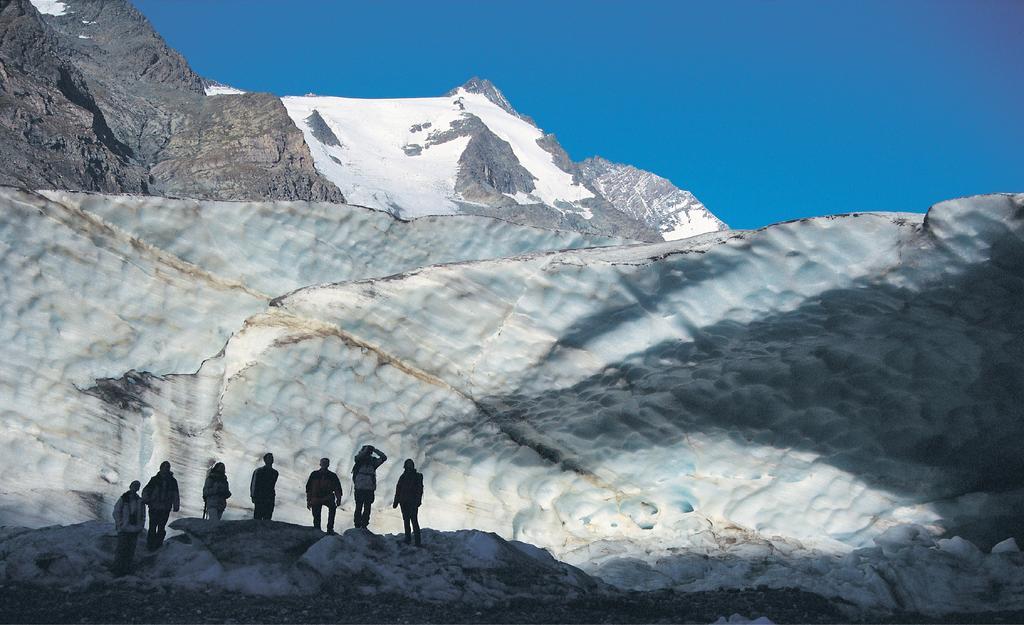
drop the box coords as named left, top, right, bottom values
left=392, top=458, right=423, bottom=546
left=111, top=480, right=145, bottom=576
left=202, top=462, right=231, bottom=521
left=352, top=444, right=387, bottom=529
left=141, top=460, right=180, bottom=550
left=250, top=452, right=279, bottom=520
left=306, top=458, right=343, bottom=534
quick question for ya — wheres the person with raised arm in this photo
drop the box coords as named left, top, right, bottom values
left=352, top=445, right=387, bottom=529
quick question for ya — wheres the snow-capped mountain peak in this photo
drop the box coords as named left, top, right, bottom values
left=282, top=79, right=723, bottom=241
left=445, top=76, right=535, bottom=125
left=282, top=86, right=594, bottom=220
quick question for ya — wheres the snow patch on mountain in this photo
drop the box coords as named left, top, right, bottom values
left=204, top=81, right=245, bottom=96
left=28, top=0, right=67, bottom=16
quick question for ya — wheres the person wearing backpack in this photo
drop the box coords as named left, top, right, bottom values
left=352, top=445, right=387, bottom=529
left=202, top=462, right=232, bottom=521
left=111, top=480, right=146, bottom=576
left=305, top=458, right=343, bottom=534
left=392, top=459, right=424, bottom=546
left=250, top=452, right=279, bottom=520
left=141, top=461, right=180, bottom=550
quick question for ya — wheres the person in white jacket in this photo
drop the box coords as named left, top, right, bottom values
left=111, top=480, right=146, bottom=576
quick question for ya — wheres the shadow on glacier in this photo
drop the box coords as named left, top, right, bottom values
left=481, top=228, right=1024, bottom=549
left=552, top=241, right=753, bottom=353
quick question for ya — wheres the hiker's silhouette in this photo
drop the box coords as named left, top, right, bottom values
left=393, top=458, right=424, bottom=546
left=111, top=480, right=145, bottom=575
left=202, top=462, right=231, bottom=521
left=352, top=445, right=387, bottom=529
left=250, top=452, right=278, bottom=520
left=141, top=461, right=179, bottom=550
left=306, top=458, right=343, bottom=534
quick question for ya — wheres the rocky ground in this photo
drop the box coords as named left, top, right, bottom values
left=8, top=582, right=1024, bottom=624
left=4, top=582, right=1024, bottom=624
left=0, top=583, right=851, bottom=624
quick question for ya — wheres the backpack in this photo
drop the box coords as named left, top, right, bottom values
left=353, top=462, right=377, bottom=491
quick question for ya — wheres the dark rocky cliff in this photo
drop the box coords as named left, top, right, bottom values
left=0, top=0, right=343, bottom=202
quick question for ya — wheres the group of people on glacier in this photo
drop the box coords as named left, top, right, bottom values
left=111, top=444, right=424, bottom=576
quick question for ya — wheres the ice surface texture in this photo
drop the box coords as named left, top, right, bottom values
left=0, top=187, right=618, bottom=526
left=1, top=188, right=1022, bottom=613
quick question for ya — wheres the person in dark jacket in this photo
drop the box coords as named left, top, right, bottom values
left=250, top=452, right=278, bottom=520
left=352, top=445, right=387, bottom=529
left=392, top=459, right=424, bottom=546
left=202, top=462, right=231, bottom=521
left=111, top=480, right=145, bottom=576
left=306, top=458, right=343, bottom=534
left=141, top=461, right=180, bottom=550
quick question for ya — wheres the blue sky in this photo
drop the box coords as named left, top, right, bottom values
left=134, top=0, right=1023, bottom=229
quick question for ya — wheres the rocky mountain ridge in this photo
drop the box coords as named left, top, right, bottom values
left=2, top=0, right=724, bottom=240
left=1, top=0, right=343, bottom=202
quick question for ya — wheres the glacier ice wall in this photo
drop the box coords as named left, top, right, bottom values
left=0, top=187, right=621, bottom=525
left=1, top=187, right=1022, bottom=611
left=40, top=190, right=629, bottom=295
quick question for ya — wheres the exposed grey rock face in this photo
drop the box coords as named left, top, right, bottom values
left=40, top=0, right=205, bottom=165
left=44, top=0, right=204, bottom=94
left=536, top=132, right=578, bottom=177
left=579, top=156, right=726, bottom=239
left=458, top=127, right=537, bottom=198
left=0, top=0, right=147, bottom=192
left=304, top=109, right=341, bottom=147
left=421, top=113, right=538, bottom=199
left=0, top=0, right=342, bottom=203
left=150, top=93, right=345, bottom=202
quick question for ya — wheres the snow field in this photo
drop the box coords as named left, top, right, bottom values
left=204, top=83, right=245, bottom=96
left=281, top=89, right=593, bottom=218
left=28, top=0, right=67, bottom=16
